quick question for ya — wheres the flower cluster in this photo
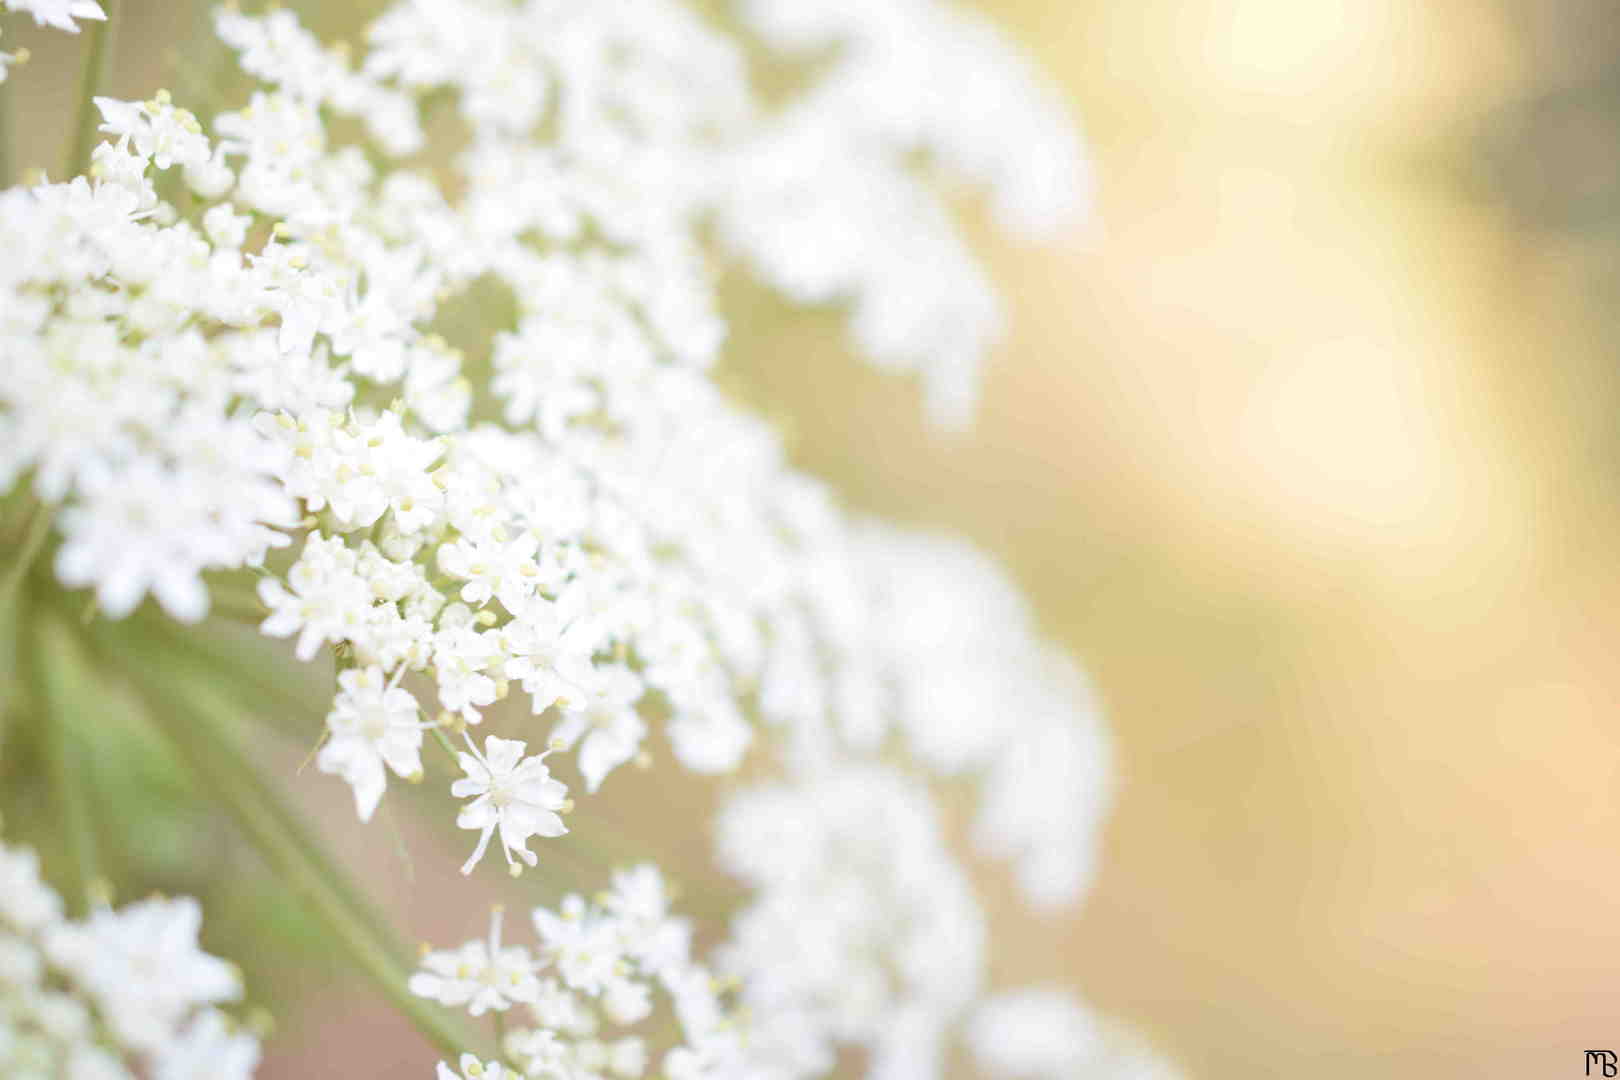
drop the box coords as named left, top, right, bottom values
left=411, top=867, right=690, bottom=1079
left=0, top=0, right=1166, bottom=1077
left=2, top=0, right=1106, bottom=889
left=970, top=989, right=1185, bottom=1080
left=0, top=840, right=259, bottom=1080
left=723, top=0, right=1089, bottom=426
left=713, top=767, right=986, bottom=1077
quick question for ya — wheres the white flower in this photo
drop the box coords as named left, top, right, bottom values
left=604, top=1036, right=648, bottom=1078
left=0, top=936, right=42, bottom=985
left=150, top=1009, right=261, bottom=1080
left=0, top=845, right=62, bottom=934
left=602, top=977, right=652, bottom=1025
left=316, top=665, right=426, bottom=822
left=438, top=1054, right=510, bottom=1080
left=531, top=894, right=626, bottom=997
left=258, top=533, right=373, bottom=660
left=10, top=0, right=105, bottom=34
left=664, top=698, right=751, bottom=775
left=53, top=454, right=278, bottom=623
left=452, top=736, right=569, bottom=875
left=499, top=588, right=598, bottom=714
left=201, top=203, right=249, bottom=249
left=409, top=907, right=539, bottom=1016
left=968, top=989, right=1103, bottom=1080
left=94, top=95, right=210, bottom=173
left=529, top=977, right=595, bottom=1036
left=433, top=619, right=502, bottom=724
left=437, top=530, right=547, bottom=610
left=42, top=897, right=239, bottom=1054
left=506, top=1027, right=570, bottom=1079
left=549, top=664, right=646, bottom=794
left=601, top=863, right=674, bottom=947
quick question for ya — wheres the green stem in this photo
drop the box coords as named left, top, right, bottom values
left=66, top=0, right=119, bottom=177
left=93, top=624, right=402, bottom=950
left=207, top=594, right=267, bottom=624
left=134, top=613, right=328, bottom=735
left=35, top=617, right=102, bottom=914
left=112, top=644, right=489, bottom=1060
left=431, top=724, right=458, bottom=758
left=0, top=55, right=12, bottom=188
left=0, top=504, right=51, bottom=614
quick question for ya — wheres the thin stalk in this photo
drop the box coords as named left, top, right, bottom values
left=0, top=60, right=12, bottom=188
left=0, top=504, right=51, bottom=613
left=66, top=0, right=119, bottom=177
left=113, top=646, right=489, bottom=1060
left=35, top=617, right=102, bottom=914
left=91, top=624, right=399, bottom=946
left=431, top=724, right=458, bottom=758
left=207, top=594, right=267, bottom=624
left=135, top=613, right=329, bottom=733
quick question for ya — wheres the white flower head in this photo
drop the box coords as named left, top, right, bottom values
left=550, top=664, right=646, bottom=794
left=0, top=844, right=63, bottom=934
left=499, top=587, right=598, bottom=714
left=437, top=1054, right=510, bottom=1080
left=506, top=1026, right=570, bottom=1078
left=969, top=989, right=1103, bottom=1079
left=94, top=94, right=210, bottom=173
left=317, top=664, right=427, bottom=822
left=150, top=1009, right=262, bottom=1080
left=452, top=735, right=569, bottom=875
left=42, top=897, right=240, bottom=1054
left=10, top=0, right=105, bottom=34
left=409, top=907, right=539, bottom=1016
left=531, top=894, right=626, bottom=997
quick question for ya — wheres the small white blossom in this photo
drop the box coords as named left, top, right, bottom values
left=41, top=897, right=240, bottom=1055
left=0, top=846, right=61, bottom=934
left=201, top=203, right=249, bottom=249
left=452, top=736, right=569, bottom=875
left=10, top=0, right=105, bottom=34
left=258, top=533, right=373, bottom=660
left=506, top=1027, right=570, bottom=1078
left=94, top=95, right=210, bottom=173
left=150, top=1009, right=261, bottom=1080
left=438, top=1054, right=511, bottom=1080
left=549, top=664, right=646, bottom=794
left=531, top=894, right=627, bottom=997
left=409, top=907, right=539, bottom=1016
left=317, top=665, right=426, bottom=822
left=499, top=588, right=598, bottom=714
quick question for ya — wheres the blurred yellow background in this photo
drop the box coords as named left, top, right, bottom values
left=9, top=1, right=1619, bottom=1077
left=726, top=2, right=1620, bottom=1076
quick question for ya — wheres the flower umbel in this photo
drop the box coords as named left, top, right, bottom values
left=0, top=0, right=1174, bottom=1078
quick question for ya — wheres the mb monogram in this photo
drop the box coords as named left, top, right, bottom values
left=1589, top=1051, right=1619, bottom=1076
